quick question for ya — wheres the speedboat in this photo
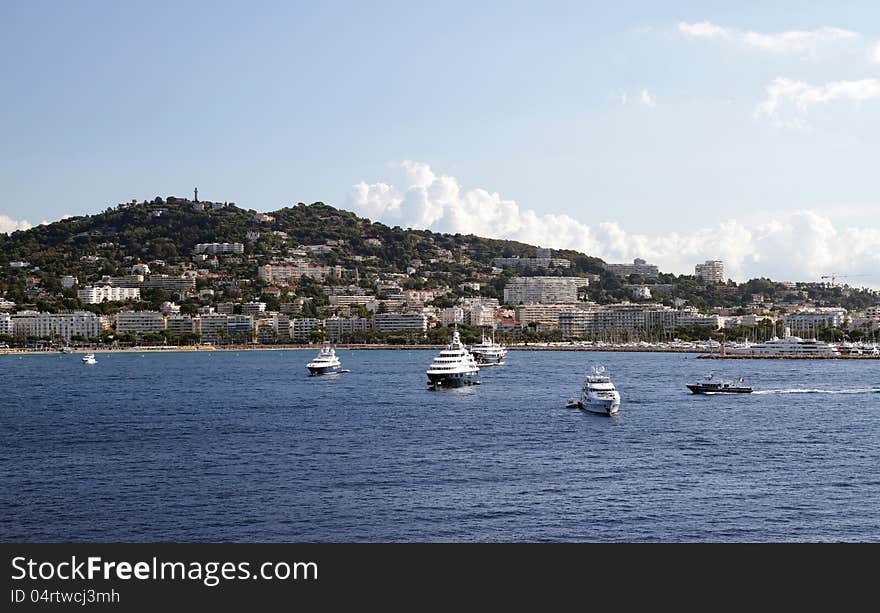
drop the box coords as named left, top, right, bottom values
left=82, top=353, right=97, bottom=364
left=567, top=365, right=620, bottom=415
left=468, top=331, right=508, bottom=366
left=306, top=343, right=341, bottom=375
left=426, top=328, right=480, bottom=389
left=687, top=372, right=752, bottom=394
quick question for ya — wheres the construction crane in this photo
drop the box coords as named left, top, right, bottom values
left=820, top=273, right=868, bottom=287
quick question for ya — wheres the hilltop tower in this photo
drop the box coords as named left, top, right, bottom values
left=194, top=187, right=199, bottom=203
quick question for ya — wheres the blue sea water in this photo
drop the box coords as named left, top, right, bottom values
left=1, top=349, right=878, bottom=542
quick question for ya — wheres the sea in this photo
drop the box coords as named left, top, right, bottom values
left=1, top=349, right=878, bottom=542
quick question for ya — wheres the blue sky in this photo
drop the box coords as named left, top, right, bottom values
left=2, top=1, right=879, bottom=286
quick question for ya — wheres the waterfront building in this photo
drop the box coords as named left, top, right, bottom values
left=227, top=315, right=254, bottom=340
left=515, top=303, right=594, bottom=325
left=165, top=314, right=201, bottom=339
left=200, top=314, right=229, bottom=344
left=0, top=312, right=12, bottom=336
left=559, top=303, right=720, bottom=339
left=783, top=309, right=848, bottom=334
left=272, top=313, right=291, bottom=341
left=116, top=311, right=165, bottom=338
left=374, top=312, right=428, bottom=333
left=323, top=316, right=373, bottom=341
left=503, top=277, right=581, bottom=304
left=77, top=285, right=141, bottom=304
left=603, top=258, right=660, bottom=279
left=695, top=260, right=725, bottom=283
left=292, top=318, right=322, bottom=342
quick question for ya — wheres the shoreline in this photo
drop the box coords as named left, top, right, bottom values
left=3, top=344, right=879, bottom=358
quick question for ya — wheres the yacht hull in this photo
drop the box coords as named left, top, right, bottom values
left=308, top=365, right=341, bottom=376
left=687, top=384, right=752, bottom=394
left=581, top=398, right=620, bottom=415
left=427, top=372, right=479, bottom=388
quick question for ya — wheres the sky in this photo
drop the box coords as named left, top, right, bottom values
left=1, top=1, right=879, bottom=287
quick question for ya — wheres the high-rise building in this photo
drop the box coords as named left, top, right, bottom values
left=695, top=260, right=725, bottom=283
left=503, top=277, right=581, bottom=304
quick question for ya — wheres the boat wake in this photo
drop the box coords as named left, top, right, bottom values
left=753, top=388, right=880, bottom=395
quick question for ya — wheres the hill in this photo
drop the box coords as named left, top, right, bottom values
left=0, top=196, right=876, bottom=317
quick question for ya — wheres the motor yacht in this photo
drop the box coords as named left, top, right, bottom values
left=426, top=329, right=480, bottom=388
left=687, top=372, right=752, bottom=394
left=567, top=365, right=620, bottom=415
left=468, top=331, right=508, bottom=366
left=306, top=343, right=342, bottom=375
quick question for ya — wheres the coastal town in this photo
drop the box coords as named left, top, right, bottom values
left=1, top=195, right=878, bottom=354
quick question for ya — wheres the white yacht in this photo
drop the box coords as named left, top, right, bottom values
left=82, top=353, right=97, bottom=365
left=567, top=365, right=620, bottom=415
left=426, top=329, right=480, bottom=388
left=306, top=343, right=342, bottom=375
left=468, top=331, right=508, bottom=366
left=727, top=328, right=839, bottom=357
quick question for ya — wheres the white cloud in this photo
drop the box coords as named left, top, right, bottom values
left=0, top=215, right=32, bottom=234
left=755, top=77, right=880, bottom=125
left=639, top=88, right=656, bottom=108
left=349, top=162, right=880, bottom=287
left=871, top=41, right=880, bottom=63
left=678, top=21, right=860, bottom=55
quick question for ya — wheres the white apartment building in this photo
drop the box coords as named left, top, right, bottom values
left=165, top=314, right=200, bottom=338
left=464, top=304, right=496, bottom=327
left=116, top=311, right=165, bottom=337
left=78, top=285, right=141, bottom=304
left=783, top=309, right=848, bottom=333
left=27, top=312, right=104, bottom=342
left=374, top=312, right=428, bottom=333
left=695, top=260, right=725, bottom=283
left=200, top=314, right=229, bottom=344
left=292, top=318, right=322, bottom=342
left=559, top=303, right=721, bottom=339
left=140, top=275, right=196, bottom=295
left=241, top=302, right=267, bottom=316
left=503, top=277, right=581, bottom=304
left=227, top=315, right=254, bottom=340
left=258, top=262, right=344, bottom=284
left=194, top=243, right=244, bottom=255
left=271, top=314, right=291, bottom=341
left=603, top=258, right=660, bottom=279
left=329, top=295, right=376, bottom=307
left=323, top=316, right=373, bottom=341
left=11, top=311, right=38, bottom=337
left=0, top=312, right=14, bottom=336
left=515, top=303, right=592, bottom=324
left=441, top=306, right=465, bottom=325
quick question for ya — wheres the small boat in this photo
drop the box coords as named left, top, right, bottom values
left=426, top=328, right=480, bottom=389
left=306, top=343, right=341, bottom=375
left=567, top=365, right=620, bottom=415
left=82, top=353, right=97, bottom=365
left=468, top=331, right=508, bottom=366
left=687, top=372, right=752, bottom=394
